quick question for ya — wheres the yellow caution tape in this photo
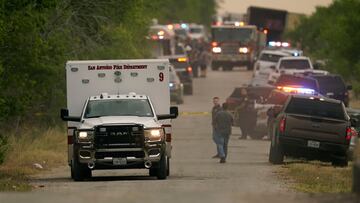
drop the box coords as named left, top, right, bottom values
left=180, top=111, right=210, bottom=116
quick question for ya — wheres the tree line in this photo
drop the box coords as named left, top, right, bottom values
left=286, top=0, right=360, bottom=94
left=0, top=0, right=217, bottom=131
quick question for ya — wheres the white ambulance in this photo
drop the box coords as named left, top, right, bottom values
left=60, top=59, right=178, bottom=181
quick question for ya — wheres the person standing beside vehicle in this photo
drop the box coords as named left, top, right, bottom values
left=212, top=97, right=222, bottom=158
left=213, top=103, right=233, bottom=163
left=234, top=88, right=255, bottom=139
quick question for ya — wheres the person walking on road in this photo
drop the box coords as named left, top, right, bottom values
left=211, top=97, right=222, bottom=158
left=198, top=47, right=209, bottom=78
left=213, top=103, right=233, bottom=163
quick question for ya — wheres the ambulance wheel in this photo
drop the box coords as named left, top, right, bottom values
left=71, top=157, right=92, bottom=181
left=156, top=153, right=168, bottom=180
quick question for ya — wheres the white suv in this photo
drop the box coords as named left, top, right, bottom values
left=251, top=50, right=290, bottom=86
left=268, top=56, right=328, bottom=84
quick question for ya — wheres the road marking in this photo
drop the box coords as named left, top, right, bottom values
left=180, top=111, right=210, bottom=116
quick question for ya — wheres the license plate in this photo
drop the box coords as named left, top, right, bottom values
left=113, top=158, right=127, bottom=166
left=307, top=140, right=320, bottom=148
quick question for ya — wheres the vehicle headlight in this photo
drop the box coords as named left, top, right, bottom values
left=144, top=128, right=164, bottom=142
left=77, top=131, right=94, bottom=143
left=212, top=47, right=221, bottom=53
left=239, top=47, right=249, bottom=54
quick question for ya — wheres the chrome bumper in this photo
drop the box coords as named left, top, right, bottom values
left=77, top=143, right=163, bottom=166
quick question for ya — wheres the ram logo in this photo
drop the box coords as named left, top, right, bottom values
left=110, top=132, right=129, bottom=136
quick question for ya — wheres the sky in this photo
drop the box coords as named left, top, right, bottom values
left=218, top=0, right=333, bottom=15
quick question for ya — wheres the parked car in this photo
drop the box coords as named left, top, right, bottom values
left=226, top=86, right=274, bottom=139
left=159, top=54, right=193, bottom=95
left=346, top=108, right=360, bottom=157
left=269, top=95, right=353, bottom=167
left=252, top=50, right=290, bottom=86
left=188, top=23, right=207, bottom=41
left=310, top=74, right=352, bottom=107
left=169, top=65, right=184, bottom=104
left=275, top=74, right=320, bottom=93
left=268, top=56, right=328, bottom=84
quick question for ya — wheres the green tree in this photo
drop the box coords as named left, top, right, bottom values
left=287, top=0, right=360, bottom=94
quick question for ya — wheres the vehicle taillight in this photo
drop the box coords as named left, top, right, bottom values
left=166, top=133, right=172, bottom=142
left=346, top=127, right=352, bottom=141
left=211, top=41, right=218, bottom=47
left=279, top=117, right=286, bottom=134
left=187, top=66, right=192, bottom=73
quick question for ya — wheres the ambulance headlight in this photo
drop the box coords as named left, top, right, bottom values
left=77, top=131, right=94, bottom=143
left=144, top=128, right=164, bottom=142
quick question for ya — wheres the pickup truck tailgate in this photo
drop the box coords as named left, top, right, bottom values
left=285, top=114, right=348, bottom=144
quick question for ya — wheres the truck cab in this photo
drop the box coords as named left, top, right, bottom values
left=210, top=24, right=266, bottom=71
left=61, top=59, right=178, bottom=181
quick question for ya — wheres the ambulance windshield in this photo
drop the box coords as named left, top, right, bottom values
left=84, top=99, right=154, bottom=118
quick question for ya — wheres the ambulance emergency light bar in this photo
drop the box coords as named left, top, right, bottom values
left=277, top=86, right=316, bottom=95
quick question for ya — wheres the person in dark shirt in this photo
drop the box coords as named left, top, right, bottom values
left=214, top=103, right=233, bottom=163
left=211, top=97, right=222, bottom=158
left=234, top=88, right=256, bottom=139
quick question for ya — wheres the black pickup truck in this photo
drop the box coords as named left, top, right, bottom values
left=269, top=95, right=354, bottom=167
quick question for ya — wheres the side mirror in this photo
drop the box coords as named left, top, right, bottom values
left=270, top=65, right=276, bottom=70
left=60, top=108, right=81, bottom=122
left=61, top=108, right=69, bottom=119
left=170, top=106, right=179, bottom=117
left=347, top=85, right=353, bottom=90
left=157, top=106, right=179, bottom=120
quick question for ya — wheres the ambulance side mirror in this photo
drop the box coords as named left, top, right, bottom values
left=157, top=106, right=179, bottom=120
left=60, top=108, right=81, bottom=122
left=170, top=106, right=179, bottom=117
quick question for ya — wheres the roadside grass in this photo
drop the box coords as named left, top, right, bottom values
left=281, top=160, right=352, bottom=193
left=350, top=100, right=360, bottom=109
left=0, top=127, right=67, bottom=191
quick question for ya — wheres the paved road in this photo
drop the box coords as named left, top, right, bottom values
left=0, top=68, right=357, bottom=203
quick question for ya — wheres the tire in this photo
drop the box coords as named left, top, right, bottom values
left=156, top=153, right=168, bottom=180
left=331, top=157, right=348, bottom=167
left=269, top=142, right=284, bottom=164
left=166, top=157, right=170, bottom=176
left=71, top=153, right=92, bottom=181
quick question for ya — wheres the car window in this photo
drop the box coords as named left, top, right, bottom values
left=314, top=76, right=346, bottom=93
left=285, top=98, right=345, bottom=120
left=259, top=53, right=284, bottom=63
left=279, top=59, right=311, bottom=70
